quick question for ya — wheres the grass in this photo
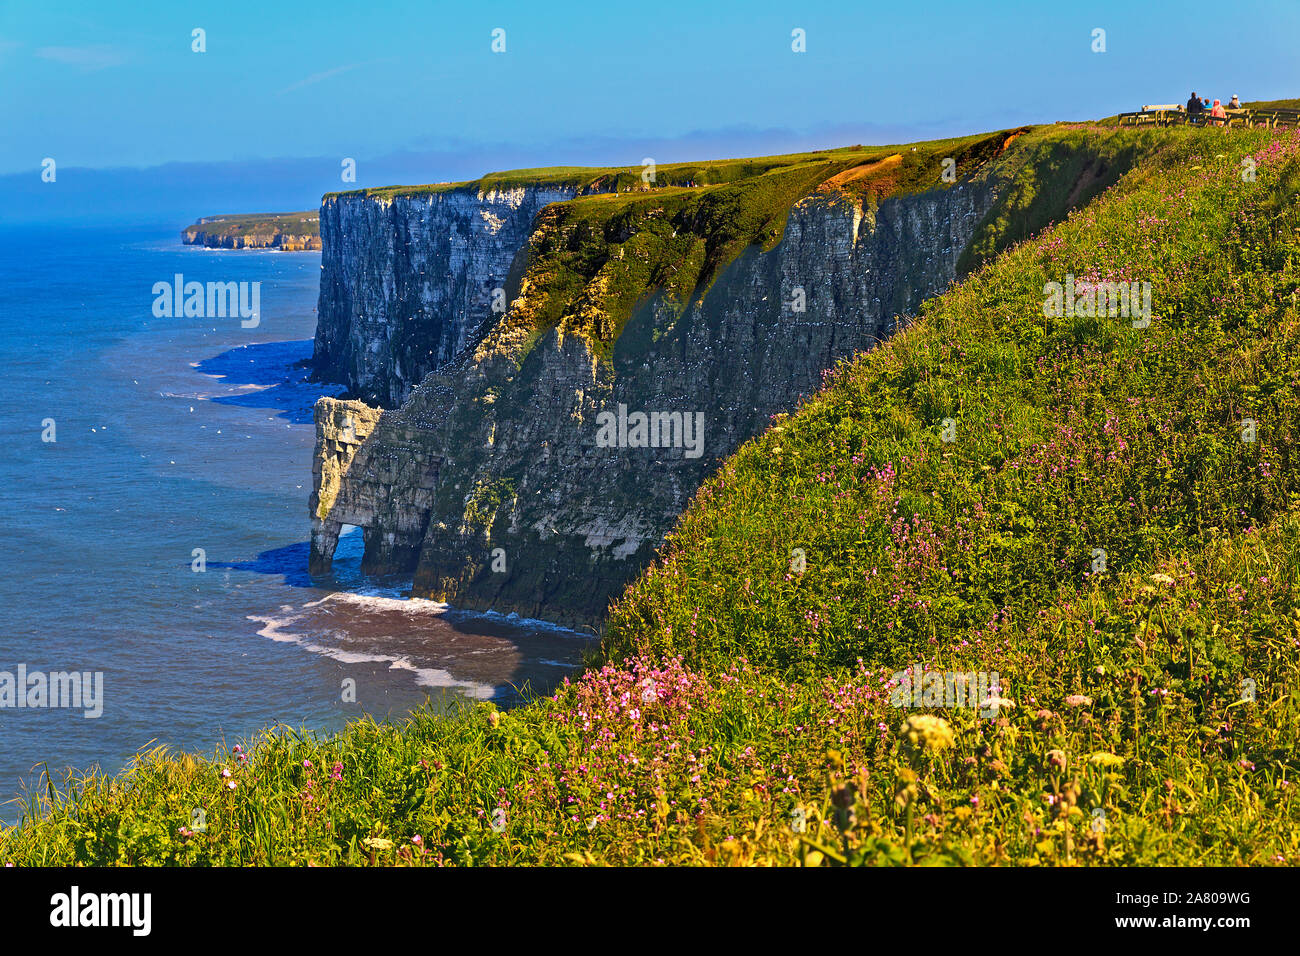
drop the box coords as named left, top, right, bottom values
left=1244, top=98, right=1300, bottom=111
left=4, top=123, right=1300, bottom=866
left=324, top=145, right=941, bottom=202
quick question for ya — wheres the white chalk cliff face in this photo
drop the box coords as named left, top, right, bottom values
left=313, top=184, right=604, bottom=408
left=309, top=167, right=1010, bottom=627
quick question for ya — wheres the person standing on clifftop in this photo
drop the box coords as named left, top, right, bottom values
left=1187, top=92, right=1205, bottom=116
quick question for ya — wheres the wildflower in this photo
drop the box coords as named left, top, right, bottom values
left=1065, top=694, right=1092, bottom=707
left=302, top=759, right=312, bottom=769
left=330, top=761, right=343, bottom=782
left=220, top=768, right=231, bottom=779
left=899, top=714, right=954, bottom=753
left=411, top=835, right=422, bottom=846
left=362, top=837, right=394, bottom=851
left=226, top=780, right=237, bottom=790
left=1046, top=749, right=1067, bottom=769
left=1087, top=752, right=1125, bottom=768
left=1150, top=573, right=1175, bottom=586
left=487, top=710, right=500, bottom=730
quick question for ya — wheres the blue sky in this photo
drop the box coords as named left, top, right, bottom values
left=1, top=0, right=1297, bottom=219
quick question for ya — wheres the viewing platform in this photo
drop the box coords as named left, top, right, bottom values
left=1118, top=104, right=1300, bottom=128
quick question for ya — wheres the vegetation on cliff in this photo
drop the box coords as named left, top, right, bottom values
left=183, top=211, right=320, bottom=250
left=4, top=123, right=1299, bottom=866
left=324, top=147, right=912, bottom=202
left=459, top=126, right=1179, bottom=368
left=481, top=133, right=1014, bottom=363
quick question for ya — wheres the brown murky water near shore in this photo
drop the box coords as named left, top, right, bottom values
left=251, top=591, right=600, bottom=706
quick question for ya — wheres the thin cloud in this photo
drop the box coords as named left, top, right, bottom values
left=277, top=62, right=367, bottom=95
left=35, top=44, right=127, bottom=70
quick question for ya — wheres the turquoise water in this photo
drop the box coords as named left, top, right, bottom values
left=0, top=223, right=593, bottom=822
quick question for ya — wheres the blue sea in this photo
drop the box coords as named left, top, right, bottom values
left=0, top=223, right=595, bottom=823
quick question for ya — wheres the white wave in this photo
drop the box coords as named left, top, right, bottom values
left=308, top=590, right=594, bottom=638
left=248, top=612, right=495, bottom=699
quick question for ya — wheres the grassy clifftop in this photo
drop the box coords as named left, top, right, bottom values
left=323, top=146, right=913, bottom=202
left=463, top=127, right=1171, bottom=367
left=5, top=123, right=1300, bottom=866
left=473, top=127, right=1190, bottom=366
left=182, top=211, right=320, bottom=249
left=326, top=127, right=1172, bottom=370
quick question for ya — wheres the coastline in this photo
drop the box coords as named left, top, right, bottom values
left=187, top=333, right=599, bottom=705
left=0, top=225, right=592, bottom=824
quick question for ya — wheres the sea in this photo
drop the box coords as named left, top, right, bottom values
left=0, top=222, right=596, bottom=823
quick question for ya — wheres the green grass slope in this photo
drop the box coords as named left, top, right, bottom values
left=4, top=124, right=1299, bottom=866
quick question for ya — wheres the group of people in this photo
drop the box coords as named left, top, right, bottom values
left=1185, top=92, right=1242, bottom=124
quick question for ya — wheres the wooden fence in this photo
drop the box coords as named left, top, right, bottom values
left=1118, top=106, right=1300, bottom=129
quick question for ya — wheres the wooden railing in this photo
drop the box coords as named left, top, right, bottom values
left=1118, top=106, right=1300, bottom=129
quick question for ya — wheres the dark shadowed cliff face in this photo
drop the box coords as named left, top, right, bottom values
left=310, top=177, right=1002, bottom=626
left=313, top=185, right=603, bottom=408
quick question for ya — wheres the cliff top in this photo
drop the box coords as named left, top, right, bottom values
left=183, top=211, right=320, bottom=238
left=321, top=138, right=1008, bottom=203
left=460, top=125, right=1157, bottom=367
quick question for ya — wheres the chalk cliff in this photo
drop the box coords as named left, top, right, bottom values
left=313, top=184, right=607, bottom=408
left=308, top=130, right=1145, bottom=626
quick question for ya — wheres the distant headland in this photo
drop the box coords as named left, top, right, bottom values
left=182, top=211, right=320, bottom=251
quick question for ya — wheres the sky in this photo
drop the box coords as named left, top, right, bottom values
left=2, top=0, right=1297, bottom=222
